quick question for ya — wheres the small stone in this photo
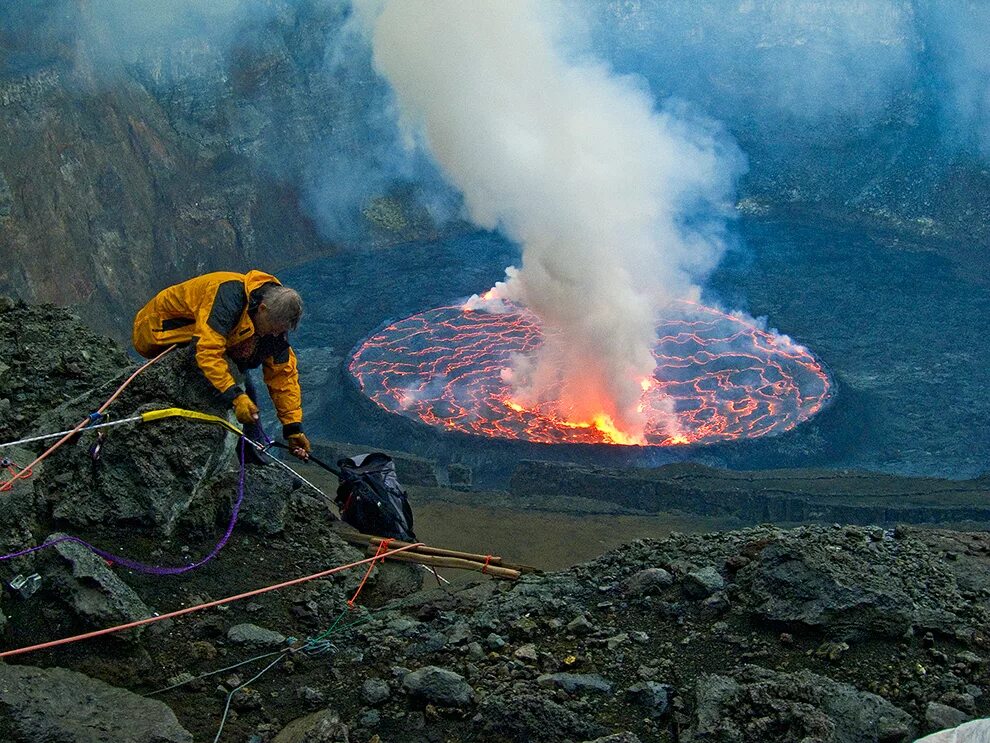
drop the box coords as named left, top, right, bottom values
left=511, top=616, right=538, bottom=636
left=226, top=623, right=286, bottom=648
left=514, top=643, right=539, bottom=662
left=621, top=568, right=674, bottom=597
left=566, top=615, right=594, bottom=635
left=403, top=666, right=474, bottom=707
left=682, top=567, right=724, bottom=599
left=725, top=554, right=751, bottom=572
left=536, top=672, right=612, bottom=694
left=625, top=681, right=672, bottom=718
left=815, top=641, right=850, bottom=662
left=189, top=641, right=218, bottom=661
left=446, top=622, right=472, bottom=645
left=607, top=633, right=629, bottom=650
left=296, top=686, right=325, bottom=705
left=701, top=592, right=729, bottom=615
left=357, top=709, right=381, bottom=728
left=231, top=688, right=262, bottom=710
left=362, top=678, right=391, bottom=706
left=485, top=633, right=506, bottom=650
left=779, top=633, right=794, bottom=646
left=166, top=672, right=195, bottom=689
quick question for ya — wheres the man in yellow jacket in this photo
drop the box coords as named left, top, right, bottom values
left=132, top=270, right=311, bottom=460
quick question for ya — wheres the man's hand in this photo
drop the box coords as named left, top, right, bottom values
left=232, top=394, right=260, bottom=425
left=286, top=432, right=311, bottom=461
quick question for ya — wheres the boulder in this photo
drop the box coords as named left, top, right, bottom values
left=0, top=664, right=191, bottom=742
left=924, top=702, right=969, bottom=733
left=43, top=533, right=151, bottom=627
left=683, top=665, right=915, bottom=743
left=39, top=348, right=235, bottom=535
left=734, top=538, right=962, bottom=637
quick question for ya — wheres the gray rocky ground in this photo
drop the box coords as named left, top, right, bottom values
left=0, top=301, right=987, bottom=743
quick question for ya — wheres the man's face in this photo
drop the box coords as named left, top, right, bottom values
left=254, top=306, right=290, bottom=337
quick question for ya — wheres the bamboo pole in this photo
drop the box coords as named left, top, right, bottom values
left=340, top=531, right=539, bottom=574
left=365, top=545, right=520, bottom=580
left=346, top=533, right=504, bottom=564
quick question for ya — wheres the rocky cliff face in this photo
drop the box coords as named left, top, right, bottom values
left=2, top=0, right=989, bottom=344
left=0, top=0, right=446, bottom=340
left=0, top=56, right=326, bottom=337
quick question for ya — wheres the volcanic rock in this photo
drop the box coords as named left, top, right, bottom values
left=44, top=532, right=151, bottom=627
left=683, top=566, right=725, bottom=599
left=272, top=708, right=350, bottom=743
left=683, top=665, right=915, bottom=743
left=0, top=664, right=192, bottom=742
left=476, top=691, right=607, bottom=742
left=620, top=567, right=674, bottom=596
left=402, top=666, right=474, bottom=707
left=226, top=623, right=287, bottom=648
left=537, top=673, right=613, bottom=695
left=733, top=533, right=964, bottom=637
left=0, top=302, right=127, bottom=445
left=924, top=702, right=969, bottom=731
left=625, top=681, right=672, bottom=718
left=360, top=678, right=390, bottom=706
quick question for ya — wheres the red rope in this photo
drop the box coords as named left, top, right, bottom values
left=0, top=346, right=175, bottom=492
left=348, top=538, right=392, bottom=608
left=482, top=554, right=493, bottom=574
left=2, top=459, right=30, bottom=480
left=0, top=541, right=424, bottom=660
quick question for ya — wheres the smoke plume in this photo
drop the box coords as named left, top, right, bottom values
left=359, top=0, right=744, bottom=439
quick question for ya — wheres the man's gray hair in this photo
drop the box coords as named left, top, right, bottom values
left=263, top=285, right=303, bottom=330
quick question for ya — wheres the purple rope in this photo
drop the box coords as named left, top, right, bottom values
left=0, top=438, right=248, bottom=576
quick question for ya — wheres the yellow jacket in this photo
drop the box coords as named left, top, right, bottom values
left=132, top=270, right=303, bottom=433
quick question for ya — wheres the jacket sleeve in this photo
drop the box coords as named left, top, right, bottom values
left=192, top=282, right=242, bottom=402
left=263, top=345, right=303, bottom=432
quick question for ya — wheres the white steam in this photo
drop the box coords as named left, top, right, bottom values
left=359, top=0, right=743, bottom=439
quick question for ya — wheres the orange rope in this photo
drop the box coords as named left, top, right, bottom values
left=348, top=538, right=392, bottom=608
left=0, top=541, right=423, bottom=660
left=0, top=346, right=175, bottom=492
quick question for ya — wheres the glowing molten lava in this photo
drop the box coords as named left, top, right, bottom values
left=348, top=300, right=830, bottom=446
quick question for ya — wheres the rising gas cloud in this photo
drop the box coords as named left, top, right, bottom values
left=358, top=0, right=744, bottom=440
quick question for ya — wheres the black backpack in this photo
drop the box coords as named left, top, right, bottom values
left=334, top=453, right=416, bottom=541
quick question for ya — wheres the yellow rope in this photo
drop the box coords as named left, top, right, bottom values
left=140, top=407, right=244, bottom=437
